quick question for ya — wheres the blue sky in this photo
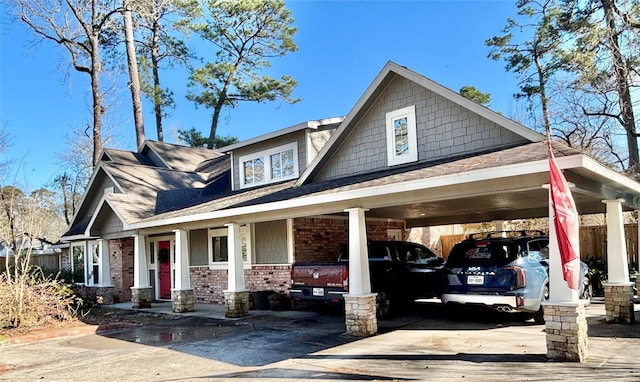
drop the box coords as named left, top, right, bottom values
left=0, top=0, right=522, bottom=189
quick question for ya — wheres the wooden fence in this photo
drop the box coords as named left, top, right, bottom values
left=440, top=225, right=639, bottom=266
left=0, top=254, right=61, bottom=273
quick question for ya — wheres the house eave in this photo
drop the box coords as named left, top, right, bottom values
left=219, top=117, right=344, bottom=152
left=128, top=154, right=605, bottom=231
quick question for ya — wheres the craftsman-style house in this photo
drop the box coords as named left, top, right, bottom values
left=62, top=62, right=640, bottom=337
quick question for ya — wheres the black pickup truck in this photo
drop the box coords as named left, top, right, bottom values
left=289, top=240, right=445, bottom=317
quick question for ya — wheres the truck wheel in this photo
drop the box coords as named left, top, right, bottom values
left=376, top=292, right=391, bottom=318
left=580, top=278, right=592, bottom=306
left=533, top=284, right=549, bottom=324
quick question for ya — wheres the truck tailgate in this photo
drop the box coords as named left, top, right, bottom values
left=291, top=263, right=347, bottom=288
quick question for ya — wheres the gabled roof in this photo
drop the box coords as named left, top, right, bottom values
left=101, top=148, right=156, bottom=166
left=127, top=140, right=635, bottom=229
left=62, top=62, right=640, bottom=238
left=218, top=117, right=344, bottom=152
left=62, top=142, right=228, bottom=240
left=142, top=140, right=224, bottom=172
left=296, top=61, right=545, bottom=185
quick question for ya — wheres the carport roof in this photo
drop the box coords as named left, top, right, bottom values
left=127, top=141, right=640, bottom=230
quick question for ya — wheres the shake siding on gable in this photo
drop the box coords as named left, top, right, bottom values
left=232, top=131, right=307, bottom=190
left=314, top=76, right=529, bottom=181
left=90, top=208, right=124, bottom=238
left=74, top=174, right=118, bottom=228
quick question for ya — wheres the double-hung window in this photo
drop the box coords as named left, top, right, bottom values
left=239, top=143, right=298, bottom=188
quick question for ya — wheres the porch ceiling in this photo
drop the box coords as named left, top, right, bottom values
left=356, top=164, right=640, bottom=228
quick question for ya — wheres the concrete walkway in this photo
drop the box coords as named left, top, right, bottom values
left=109, top=300, right=317, bottom=320
left=1, top=298, right=639, bottom=381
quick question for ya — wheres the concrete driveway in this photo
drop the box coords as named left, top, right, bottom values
left=1, top=298, right=639, bottom=381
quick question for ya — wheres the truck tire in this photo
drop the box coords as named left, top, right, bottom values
left=533, top=284, right=549, bottom=324
left=580, top=277, right=592, bottom=306
left=376, top=291, right=392, bottom=318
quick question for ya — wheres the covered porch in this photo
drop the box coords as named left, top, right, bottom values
left=127, top=141, right=640, bottom=362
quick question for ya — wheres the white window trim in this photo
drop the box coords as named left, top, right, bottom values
left=238, top=142, right=299, bottom=189
left=147, top=236, right=175, bottom=300
left=71, top=240, right=107, bottom=286
left=208, top=225, right=253, bottom=270
left=70, top=242, right=86, bottom=285
left=87, top=240, right=100, bottom=286
left=386, top=105, right=418, bottom=166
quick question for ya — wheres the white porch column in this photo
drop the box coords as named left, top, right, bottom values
left=173, top=229, right=191, bottom=290
left=132, top=234, right=149, bottom=288
left=225, top=223, right=246, bottom=292
left=493, top=220, right=508, bottom=236
left=604, top=200, right=629, bottom=283
left=602, top=199, right=634, bottom=323
left=344, top=207, right=377, bottom=337
left=97, top=239, right=111, bottom=286
left=543, top=187, right=587, bottom=362
left=547, top=191, right=578, bottom=303
left=346, top=207, right=371, bottom=295
left=224, top=223, right=249, bottom=318
left=131, top=234, right=152, bottom=308
left=172, top=229, right=195, bottom=313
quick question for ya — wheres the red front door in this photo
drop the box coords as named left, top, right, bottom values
left=158, top=241, right=172, bottom=299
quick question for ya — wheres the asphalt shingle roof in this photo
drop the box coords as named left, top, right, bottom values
left=135, top=141, right=580, bottom=224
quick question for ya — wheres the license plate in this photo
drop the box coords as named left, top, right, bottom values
left=467, top=275, right=484, bottom=285
left=312, top=288, right=324, bottom=296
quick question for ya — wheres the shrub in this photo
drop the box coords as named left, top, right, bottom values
left=0, top=267, right=81, bottom=330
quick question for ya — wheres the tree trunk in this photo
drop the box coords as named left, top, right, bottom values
left=208, top=99, right=224, bottom=149
left=533, top=45, right=551, bottom=136
left=90, top=28, right=103, bottom=168
left=601, top=0, right=639, bottom=172
left=151, top=20, right=163, bottom=141
left=123, top=0, right=145, bottom=149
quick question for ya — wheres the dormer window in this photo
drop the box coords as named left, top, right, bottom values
left=239, top=143, right=298, bottom=188
left=386, top=105, right=417, bottom=166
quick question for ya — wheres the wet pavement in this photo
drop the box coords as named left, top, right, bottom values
left=1, top=298, right=639, bottom=381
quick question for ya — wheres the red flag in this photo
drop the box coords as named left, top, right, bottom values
left=548, top=142, right=580, bottom=290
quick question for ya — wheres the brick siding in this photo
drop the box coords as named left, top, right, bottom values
left=106, top=238, right=133, bottom=303
left=292, top=216, right=406, bottom=263
left=190, top=265, right=292, bottom=304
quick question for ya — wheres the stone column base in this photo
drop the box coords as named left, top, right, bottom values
left=542, top=301, right=588, bottom=362
left=224, top=290, right=249, bottom=318
left=130, top=286, right=153, bottom=309
left=603, top=282, right=635, bottom=323
left=171, top=289, right=195, bottom=313
left=344, top=294, right=377, bottom=337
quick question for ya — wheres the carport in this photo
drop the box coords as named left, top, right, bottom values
left=292, top=141, right=640, bottom=362
left=199, top=140, right=639, bottom=361
left=125, top=63, right=640, bottom=363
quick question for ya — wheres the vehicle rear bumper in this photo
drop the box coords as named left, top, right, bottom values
left=289, top=287, right=347, bottom=303
left=441, top=293, right=518, bottom=309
